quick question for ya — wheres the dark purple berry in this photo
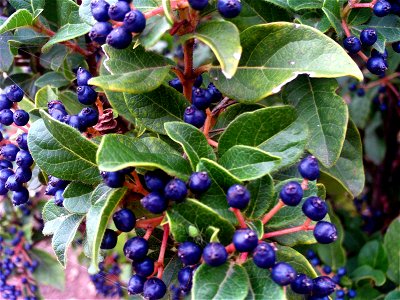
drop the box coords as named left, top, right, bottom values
left=54, top=189, right=64, bottom=206
left=226, top=184, right=250, bottom=209
left=279, top=181, right=303, bottom=206
left=101, top=171, right=125, bottom=188
left=100, top=229, right=118, bottom=249
left=15, top=150, right=33, bottom=168
left=373, top=0, right=391, bottom=17
left=0, top=109, right=14, bottom=125
left=169, top=78, right=183, bottom=93
left=113, top=208, right=136, bottom=232
left=14, top=167, right=32, bottom=183
left=208, top=83, right=222, bottom=102
left=1, top=144, right=20, bottom=161
left=0, top=168, right=14, bottom=182
left=178, top=241, right=202, bottom=265
left=194, top=75, right=203, bottom=88
left=67, top=115, right=86, bottom=131
left=252, top=241, right=275, bottom=269
left=143, top=277, right=167, bottom=300
left=202, top=242, right=228, bottom=266
left=5, top=175, right=23, bottom=191
left=302, top=196, right=328, bottom=221
left=77, top=86, right=97, bottom=105
left=298, top=156, right=320, bottom=180
left=337, top=267, right=346, bottom=277
left=217, top=0, right=242, bottom=18
left=360, top=28, right=377, bottom=46
left=5, top=85, right=24, bottom=102
left=133, top=257, right=154, bottom=277
left=0, top=181, right=8, bottom=195
left=313, top=221, right=338, bottom=244
left=108, top=1, right=131, bottom=21
left=78, top=107, right=99, bottom=127
left=144, top=170, right=170, bottom=191
left=123, top=9, right=146, bottom=33
left=50, top=108, right=68, bottom=122
left=312, top=276, right=336, bottom=297
left=343, top=36, right=362, bottom=54
left=0, top=94, right=13, bottom=110
left=192, top=88, right=212, bottom=110
left=232, top=228, right=258, bottom=252
left=128, top=274, right=146, bottom=295
left=183, top=105, right=206, bottom=128
left=178, top=266, right=193, bottom=291
left=140, top=192, right=168, bottom=213
left=348, top=289, right=357, bottom=298
left=13, top=110, right=30, bottom=126
left=12, top=188, right=29, bottom=206
left=0, top=159, right=12, bottom=169
left=188, top=171, right=211, bottom=194
left=392, top=41, right=400, bottom=53
left=271, top=262, right=297, bottom=286
left=76, top=67, right=92, bottom=86
left=91, top=0, right=110, bottom=21
left=164, top=178, right=187, bottom=202
left=357, top=88, right=365, bottom=97
left=106, top=27, right=132, bottom=49
left=89, top=21, right=113, bottom=44
left=123, top=237, right=148, bottom=261
left=367, top=56, right=388, bottom=75
left=290, top=274, right=313, bottom=294
left=189, top=0, right=209, bottom=10
left=323, top=265, right=332, bottom=274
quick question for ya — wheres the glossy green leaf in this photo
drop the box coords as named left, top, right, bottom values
left=0, top=33, right=14, bottom=72
left=263, top=0, right=291, bottom=10
left=385, top=291, right=400, bottom=300
left=351, top=265, right=386, bottom=286
left=210, top=23, right=363, bottom=103
left=288, top=0, right=322, bottom=10
left=35, top=86, right=58, bottom=109
left=0, top=9, right=33, bottom=34
left=358, top=240, right=388, bottom=272
left=104, top=90, right=136, bottom=124
left=42, top=23, right=91, bottom=52
left=63, top=182, right=94, bottom=214
left=9, top=0, right=44, bottom=11
left=58, top=90, right=89, bottom=115
left=276, top=245, right=318, bottom=278
left=139, top=16, right=171, bottom=48
left=384, top=217, right=400, bottom=284
left=355, top=15, right=400, bottom=43
left=31, top=249, right=65, bottom=290
left=322, top=0, right=343, bottom=36
left=35, top=71, right=70, bottom=88
left=42, top=0, right=81, bottom=26
left=245, top=174, right=275, bottom=219
left=42, top=200, right=70, bottom=235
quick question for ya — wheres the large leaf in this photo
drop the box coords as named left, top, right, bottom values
left=42, top=200, right=70, bottom=235
left=192, top=262, right=249, bottom=300
left=288, top=0, right=322, bottom=10
left=0, top=33, right=14, bottom=72
left=358, top=240, right=388, bottom=272
left=351, top=265, right=386, bottom=287
left=35, top=86, right=58, bottom=109
left=42, top=23, right=91, bottom=52
left=0, top=9, right=33, bottom=34
left=31, top=249, right=65, bottom=290
left=35, top=71, right=70, bottom=88
left=43, top=0, right=81, bottom=26
left=245, top=174, right=275, bottom=219
left=283, top=76, right=348, bottom=167
left=210, top=22, right=363, bottom=103
left=63, top=182, right=94, bottom=214
left=276, top=245, right=318, bottom=278
left=139, top=16, right=172, bottom=49
left=104, top=90, right=136, bottom=124
left=322, top=0, right=343, bottom=36
left=383, top=217, right=400, bottom=284
left=28, top=111, right=101, bottom=184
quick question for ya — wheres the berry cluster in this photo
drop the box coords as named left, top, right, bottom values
left=0, top=85, right=29, bottom=128
left=90, top=255, right=124, bottom=298
left=188, top=0, right=242, bottom=18
left=89, top=0, right=146, bottom=49
left=44, top=175, right=69, bottom=207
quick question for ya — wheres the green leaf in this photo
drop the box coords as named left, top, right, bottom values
left=43, top=0, right=81, bottom=26
left=88, top=45, right=172, bottom=94
left=358, top=240, right=388, bottom=272
left=31, top=249, right=65, bottom=290
left=348, top=6, right=372, bottom=26
left=182, top=20, right=242, bottom=79
left=385, top=291, right=400, bottom=300
left=0, top=33, right=14, bottom=72
left=35, top=86, right=58, bottom=109
left=210, top=22, right=363, bottom=103
left=192, top=262, right=249, bottom=300
left=165, top=122, right=216, bottom=170
left=58, top=90, right=89, bottom=115
left=288, top=0, right=322, bottom=10
left=322, top=0, right=343, bottom=36
left=42, top=200, right=69, bottom=235
left=0, top=9, right=33, bottom=34
left=351, top=265, right=386, bottom=286
left=139, top=16, right=172, bottom=48
left=263, top=0, right=292, bottom=10
left=42, top=23, right=91, bottom=52
left=276, top=245, right=317, bottom=278
left=384, top=217, right=400, bottom=284
left=28, top=111, right=101, bottom=185
left=364, top=113, right=386, bottom=165
left=356, top=15, right=400, bottom=43
left=283, top=76, right=348, bottom=167
left=63, top=182, right=94, bottom=214
left=97, top=134, right=192, bottom=180
left=104, top=90, right=136, bottom=124
left=245, top=174, right=274, bottom=219
left=219, top=145, right=281, bottom=181
left=247, top=220, right=264, bottom=240
left=35, top=71, right=70, bottom=88
left=166, top=198, right=235, bottom=245
left=87, top=184, right=127, bottom=273
left=320, top=120, right=365, bottom=197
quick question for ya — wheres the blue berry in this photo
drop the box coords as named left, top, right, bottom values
left=124, top=237, right=148, bottom=261
left=306, top=249, right=316, bottom=259
left=178, top=267, right=193, bottom=291
left=371, top=48, right=388, bottom=60
left=0, top=168, right=13, bottom=182
left=89, top=22, right=113, bottom=44
left=233, top=228, right=258, bottom=252
left=298, top=156, right=320, bottom=180
left=194, top=75, right=203, bottom=88
left=76, top=67, right=92, bottom=86
left=113, top=208, right=136, bottom=232
left=208, top=83, right=222, bottom=102
left=108, top=1, right=131, bottom=21
left=188, top=172, right=211, bottom=194
left=15, top=150, right=33, bottom=168
left=133, top=257, right=154, bottom=277
left=127, top=274, right=146, bottom=295
left=141, top=192, right=168, bottom=213
left=226, top=184, right=250, bottom=209
left=290, top=274, right=313, bottom=294
left=271, top=262, right=297, bottom=286
left=91, top=0, right=110, bottom=21
left=313, top=221, right=337, bottom=244
left=178, top=242, right=202, bottom=265
left=13, top=110, right=29, bottom=126
left=48, top=176, right=69, bottom=189
left=360, top=28, right=377, bottom=46
left=54, top=189, right=64, bottom=206
left=49, top=108, right=68, bottom=122
left=67, top=115, right=86, bottom=131
left=312, top=276, right=336, bottom=297
left=202, top=242, right=228, bottom=266
left=189, top=0, right=208, bottom=10
left=367, top=56, right=387, bottom=75
left=106, top=27, right=132, bottom=49
left=164, top=179, right=187, bottom=202
left=78, top=107, right=99, bottom=128
left=5, top=175, right=22, bottom=191
left=11, top=188, right=29, bottom=206
left=144, top=170, right=169, bottom=191
left=0, top=160, right=12, bottom=170
left=48, top=100, right=66, bottom=112
left=322, top=265, right=332, bottom=274
left=337, top=267, right=347, bottom=277
left=100, top=229, right=118, bottom=249
left=348, top=83, right=357, bottom=92
left=123, top=9, right=146, bottom=33
left=101, top=171, right=125, bottom=188
left=192, top=88, right=212, bottom=110
left=5, top=85, right=24, bottom=102
left=393, top=41, right=400, bottom=53
left=77, top=86, right=97, bottom=105
left=14, top=167, right=32, bottom=183
left=348, top=289, right=357, bottom=298
left=343, top=36, right=362, bottom=54
left=217, top=0, right=242, bottom=18
left=373, top=0, right=391, bottom=17
left=279, top=181, right=303, bottom=206
left=0, top=94, right=13, bottom=110
left=302, top=196, right=328, bottom=221
left=143, top=278, right=167, bottom=300
left=252, top=241, right=276, bottom=269
left=169, top=78, right=183, bottom=93
left=357, top=88, right=365, bottom=97
left=0, top=109, right=14, bottom=126
left=183, top=105, right=206, bottom=128
left=336, top=290, right=345, bottom=298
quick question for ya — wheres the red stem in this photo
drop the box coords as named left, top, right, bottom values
left=263, top=221, right=315, bottom=239
left=230, top=208, right=247, bottom=228
left=225, top=243, right=235, bottom=253
left=238, top=252, right=248, bottom=264
left=143, top=228, right=154, bottom=240
left=157, top=224, right=170, bottom=279
left=207, top=139, right=218, bottom=148
left=262, top=200, right=285, bottom=224
left=136, top=216, right=164, bottom=229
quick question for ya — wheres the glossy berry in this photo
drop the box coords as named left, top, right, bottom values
left=367, top=56, right=387, bottom=75
left=169, top=78, right=183, bottom=93
left=271, top=262, right=297, bottom=286
left=164, top=178, right=187, bottom=202
left=143, top=277, right=167, bottom=300
left=124, top=237, right=148, bottom=260
left=343, top=36, right=362, bottom=54
left=208, top=83, right=222, bottom=102
left=89, top=22, right=113, bottom=44
left=76, top=67, right=92, bottom=86
left=233, top=229, right=258, bottom=252
left=113, top=208, right=136, bottom=232
left=313, top=221, right=338, bottom=244
left=77, top=86, right=97, bottom=105
left=1, top=144, right=20, bottom=161
left=54, top=189, right=64, bottom=206
left=141, top=192, right=168, bottom=213
left=298, top=156, right=320, bottom=180
left=0, top=159, right=13, bottom=170
left=392, top=41, right=400, bottom=53
left=192, top=88, right=212, bottom=110
left=322, top=265, right=332, bottom=274
left=188, top=172, right=211, bottom=194
left=133, top=257, right=154, bottom=277
left=16, top=150, right=33, bottom=168
left=48, top=100, right=66, bottom=112
left=312, top=276, right=336, bottom=297
left=15, top=167, right=32, bottom=183
left=279, top=181, right=303, bottom=206
left=45, top=184, right=58, bottom=196
left=178, top=241, right=202, bottom=265
left=101, top=171, right=125, bottom=188
left=5, top=85, right=24, bottom=102
left=0, top=94, right=13, bottom=110
left=128, top=274, right=146, bottom=295
left=178, top=267, right=193, bottom=291
left=91, top=0, right=110, bottom=21
left=357, top=88, right=365, bottom=97
left=189, top=0, right=208, bottom=10
left=348, top=289, right=357, bottom=298
left=123, top=10, right=146, bottom=33
left=371, top=48, right=388, bottom=60
left=144, top=170, right=169, bottom=191
left=106, top=27, right=132, bottom=49
left=100, top=229, right=118, bottom=249
left=50, top=108, right=68, bottom=122
left=302, top=196, right=328, bottom=221
left=290, top=274, right=313, bottom=294
left=68, top=115, right=86, bottom=131
left=108, top=1, right=131, bottom=21
left=337, top=290, right=345, bottom=298
left=183, top=105, right=206, bottom=128
left=0, top=181, right=7, bottom=195
left=0, top=109, right=14, bottom=126
left=13, top=110, right=30, bottom=126
left=360, top=28, right=377, bottom=46
left=0, top=168, right=14, bottom=182
left=226, top=184, right=250, bottom=209
left=78, top=107, right=99, bottom=127
left=12, top=188, right=29, bottom=206
left=202, top=242, right=228, bottom=266
left=217, top=0, right=242, bottom=18
left=252, top=241, right=276, bottom=269
left=5, top=175, right=23, bottom=191
left=337, top=267, right=347, bottom=277
left=373, top=0, right=391, bottom=17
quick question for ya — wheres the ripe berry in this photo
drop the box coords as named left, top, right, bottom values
left=169, top=78, right=183, bottom=93
left=208, top=83, right=222, bottom=102
left=140, top=192, right=168, bottom=213
left=0, top=181, right=7, bottom=195
left=192, top=88, right=212, bottom=110
left=0, top=109, right=14, bottom=126
left=188, top=172, right=211, bottom=194
left=128, top=274, right=146, bottom=295
left=298, top=156, right=320, bottom=180
left=124, top=237, right=148, bottom=260
left=68, top=115, right=86, bottom=131
left=89, top=22, right=113, bottom=44
left=133, top=257, right=154, bottom=277
left=233, top=229, right=258, bottom=252
left=48, top=175, right=69, bottom=189
left=144, top=170, right=169, bottom=191
left=302, top=196, right=328, bottom=221
left=13, top=110, right=30, bottom=126
left=1, top=144, right=20, bottom=161
left=77, top=86, right=97, bottom=105
left=312, top=276, right=336, bottom=297
left=0, top=160, right=13, bottom=170
left=194, top=75, right=203, bottom=88
left=189, top=0, right=209, bottom=10
left=0, top=168, right=14, bottom=182
left=323, top=265, right=332, bottom=274
left=392, top=41, right=400, bottom=53
left=106, top=27, right=132, bottom=49
left=100, top=229, right=118, bottom=249
left=367, top=56, right=387, bottom=75
left=16, top=150, right=33, bottom=168
left=123, top=10, right=146, bottom=33
left=217, top=0, right=242, bottom=18
left=290, top=274, right=313, bottom=294
left=76, top=67, right=92, bottom=86
left=5, top=175, right=23, bottom=191
left=313, top=221, right=338, bottom=244
left=0, top=94, right=13, bottom=110
left=183, top=105, right=206, bottom=128
left=178, top=241, right=202, bottom=265
left=252, top=241, right=276, bottom=269
left=143, top=277, right=167, bottom=300
left=343, top=36, right=362, bottom=54
left=360, top=28, right=377, bottom=46
left=108, top=1, right=131, bottom=21
left=279, top=181, right=303, bottom=206
left=348, top=289, right=357, bottom=298
left=12, top=188, right=29, bottom=206
left=45, top=184, right=58, bottom=196
left=101, top=171, right=125, bottom=188
left=113, top=208, right=136, bottom=232
left=78, top=107, right=99, bottom=127
left=203, top=242, right=228, bottom=266
left=164, top=178, right=187, bottom=202
left=178, top=267, right=193, bottom=291
left=5, top=85, right=24, bottom=102
left=15, top=167, right=32, bottom=183
left=337, top=290, right=345, bottom=298
left=373, top=0, right=391, bottom=17
left=91, top=0, right=110, bottom=21
left=271, top=262, right=297, bottom=286
left=54, top=189, right=65, bottom=206
left=226, top=184, right=250, bottom=209
left=337, top=267, right=347, bottom=277
left=50, top=108, right=68, bottom=122
left=357, top=88, right=365, bottom=97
